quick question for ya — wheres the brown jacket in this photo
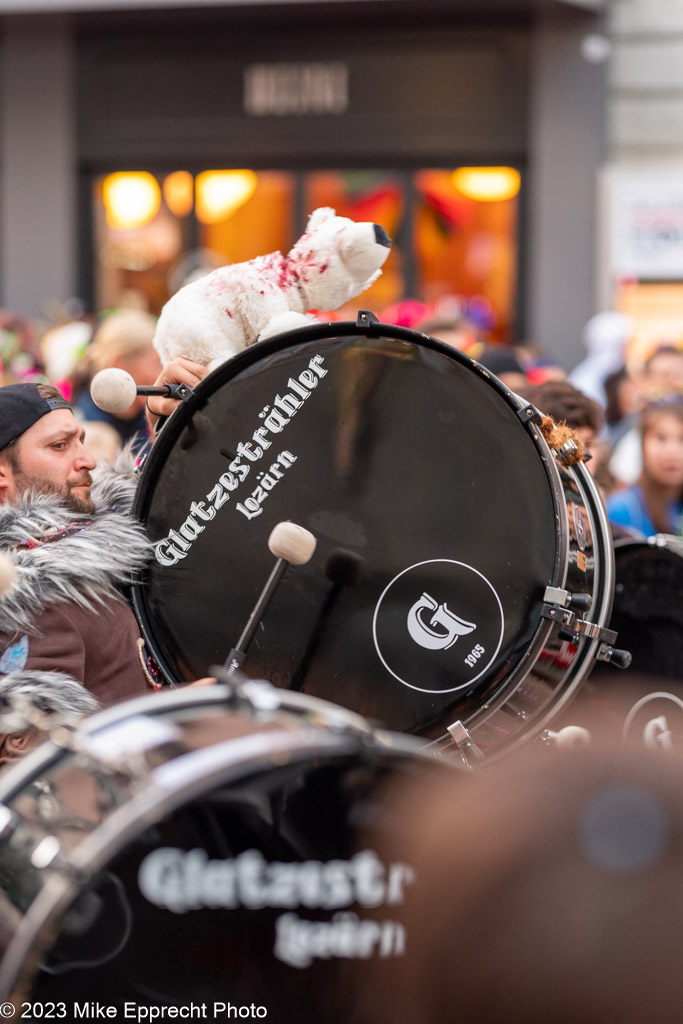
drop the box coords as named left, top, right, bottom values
left=6, top=599, right=152, bottom=705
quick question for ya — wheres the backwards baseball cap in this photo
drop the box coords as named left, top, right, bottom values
left=0, top=383, right=72, bottom=451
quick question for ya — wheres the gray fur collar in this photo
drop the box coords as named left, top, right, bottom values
left=0, top=443, right=151, bottom=637
left=0, top=669, right=100, bottom=723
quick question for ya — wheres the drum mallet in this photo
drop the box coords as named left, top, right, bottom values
left=290, top=548, right=365, bottom=691
left=90, top=367, right=194, bottom=414
left=224, top=521, right=317, bottom=676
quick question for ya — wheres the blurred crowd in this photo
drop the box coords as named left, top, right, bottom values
left=2, top=294, right=682, bottom=541
left=0, top=303, right=161, bottom=462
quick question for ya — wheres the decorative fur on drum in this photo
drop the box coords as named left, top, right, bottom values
left=153, top=207, right=392, bottom=369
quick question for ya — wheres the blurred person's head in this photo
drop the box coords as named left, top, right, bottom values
left=0, top=383, right=96, bottom=513
left=41, top=320, right=92, bottom=393
left=582, top=311, right=633, bottom=360
left=477, top=346, right=528, bottom=393
left=569, top=312, right=633, bottom=407
left=640, top=345, right=683, bottom=399
left=78, top=310, right=161, bottom=419
left=367, top=743, right=683, bottom=1024
left=522, top=349, right=567, bottom=385
left=521, top=380, right=604, bottom=450
left=418, top=315, right=480, bottom=355
left=639, top=402, right=683, bottom=492
left=604, top=364, right=641, bottom=426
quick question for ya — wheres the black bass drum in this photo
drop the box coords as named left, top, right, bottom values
left=132, top=316, right=618, bottom=760
left=0, top=683, right=441, bottom=1020
left=561, top=534, right=683, bottom=748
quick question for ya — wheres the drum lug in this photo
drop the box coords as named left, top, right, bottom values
left=543, top=596, right=627, bottom=656
left=555, top=437, right=581, bottom=464
left=172, top=381, right=196, bottom=403
left=445, top=720, right=485, bottom=769
left=541, top=597, right=577, bottom=630
left=516, top=402, right=543, bottom=426
left=356, top=309, right=380, bottom=327
left=543, top=586, right=592, bottom=613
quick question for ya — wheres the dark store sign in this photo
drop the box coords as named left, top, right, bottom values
left=244, top=62, right=349, bottom=116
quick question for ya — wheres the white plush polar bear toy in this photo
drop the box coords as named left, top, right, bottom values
left=153, top=207, right=392, bottom=370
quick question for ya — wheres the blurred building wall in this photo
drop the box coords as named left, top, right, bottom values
left=0, top=14, right=77, bottom=320
left=0, top=1, right=605, bottom=368
left=596, top=1, right=683, bottom=353
left=608, top=0, right=683, bottom=161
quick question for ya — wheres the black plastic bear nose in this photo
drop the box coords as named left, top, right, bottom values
left=373, top=224, right=392, bottom=248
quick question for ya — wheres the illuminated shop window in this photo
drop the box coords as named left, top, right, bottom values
left=92, top=166, right=520, bottom=341
left=414, top=169, right=519, bottom=342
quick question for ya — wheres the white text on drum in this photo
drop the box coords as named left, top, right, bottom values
left=153, top=354, right=328, bottom=565
left=138, top=847, right=415, bottom=913
left=274, top=910, right=407, bottom=969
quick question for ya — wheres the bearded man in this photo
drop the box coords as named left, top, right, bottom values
left=0, top=360, right=207, bottom=764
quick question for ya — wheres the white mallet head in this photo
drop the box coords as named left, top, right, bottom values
left=546, top=725, right=591, bottom=750
left=90, top=368, right=138, bottom=414
left=268, top=522, right=317, bottom=566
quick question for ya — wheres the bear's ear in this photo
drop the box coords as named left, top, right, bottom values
left=306, top=207, right=336, bottom=232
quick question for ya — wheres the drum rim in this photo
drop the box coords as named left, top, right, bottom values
left=0, top=685, right=236, bottom=804
left=0, top=682, right=391, bottom=804
left=453, top=456, right=616, bottom=749
left=130, top=317, right=569, bottom=725
left=614, top=532, right=683, bottom=554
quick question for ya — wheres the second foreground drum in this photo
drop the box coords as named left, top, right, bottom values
left=0, top=684, right=444, bottom=1020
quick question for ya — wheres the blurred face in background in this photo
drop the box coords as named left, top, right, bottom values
left=642, top=409, right=683, bottom=489
left=572, top=424, right=599, bottom=476
left=641, top=348, right=683, bottom=398
left=617, top=373, right=642, bottom=417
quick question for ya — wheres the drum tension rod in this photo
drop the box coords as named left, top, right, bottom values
left=541, top=586, right=632, bottom=669
left=544, top=586, right=592, bottom=612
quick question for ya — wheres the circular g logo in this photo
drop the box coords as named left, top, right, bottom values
left=623, top=692, right=683, bottom=752
left=372, top=560, right=504, bottom=694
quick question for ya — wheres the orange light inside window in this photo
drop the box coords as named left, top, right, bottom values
left=103, top=172, right=161, bottom=229
left=452, top=167, right=521, bottom=203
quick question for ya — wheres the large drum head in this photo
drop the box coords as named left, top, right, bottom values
left=133, top=321, right=561, bottom=740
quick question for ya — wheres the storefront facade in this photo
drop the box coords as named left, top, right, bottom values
left=0, top=0, right=605, bottom=365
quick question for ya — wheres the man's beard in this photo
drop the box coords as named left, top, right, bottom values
left=14, top=471, right=96, bottom=515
